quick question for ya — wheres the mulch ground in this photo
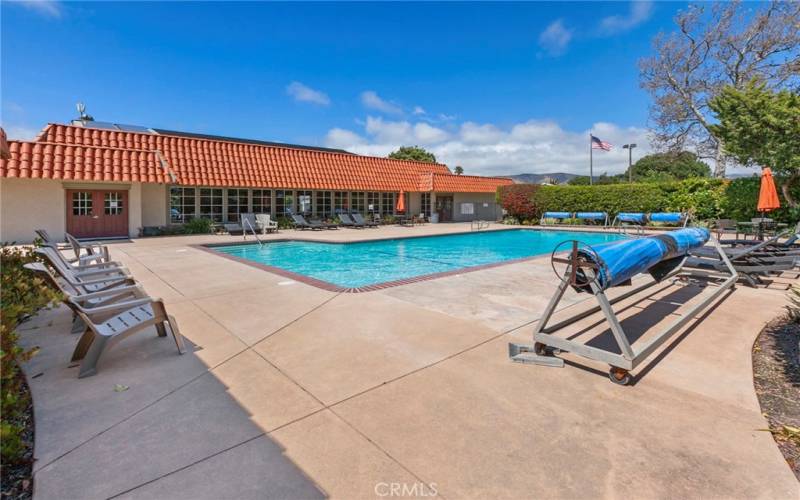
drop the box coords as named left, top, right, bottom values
left=752, top=318, right=800, bottom=480
left=0, top=369, right=35, bottom=500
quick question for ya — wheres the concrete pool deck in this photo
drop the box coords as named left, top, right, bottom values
left=19, top=223, right=800, bottom=499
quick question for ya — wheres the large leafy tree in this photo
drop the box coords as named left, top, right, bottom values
left=710, top=82, right=800, bottom=207
left=388, top=146, right=437, bottom=163
left=640, top=1, right=800, bottom=178
left=627, top=152, right=711, bottom=181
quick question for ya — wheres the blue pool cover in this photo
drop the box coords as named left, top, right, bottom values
left=576, top=227, right=709, bottom=291
left=649, top=212, right=684, bottom=223
left=575, top=212, right=606, bottom=220
left=543, top=212, right=571, bottom=219
left=616, top=212, right=646, bottom=223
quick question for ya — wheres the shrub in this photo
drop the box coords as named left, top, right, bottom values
left=1, top=245, right=62, bottom=464
left=531, top=183, right=669, bottom=216
left=664, top=177, right=727, bottom=220
left=276, top=216, right=294, bottom=229
left=788, top=284, right=800, bottom=323
left=504, top=176, right=800, bottom=223
left=182, top=218, right=214, bottom=234
left=498, top=184, right=540, bottom=221
left=720, top=177, right=800, bottom=223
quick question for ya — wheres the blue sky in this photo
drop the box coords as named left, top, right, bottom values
left=2, top=1, right=689, bottom=176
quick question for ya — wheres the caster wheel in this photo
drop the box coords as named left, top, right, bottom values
left=608, top=368, right=632, bottom=386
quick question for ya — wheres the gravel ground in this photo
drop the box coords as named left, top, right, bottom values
left=752, top=318, right=800, bottom=480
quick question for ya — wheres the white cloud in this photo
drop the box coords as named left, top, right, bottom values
left=286, top=81, right=330, bottom=106
left=324, top=128, right=366, bottom=149
left=413, top=106, right=426, bottom=115
left=2, top=125, right=39, bottom=141
left=323, top=117, right=653, bottom=177
left=538, top=19, right=572, bottom=56
left=360, top=91, right=403, bottom=115
left=414, top=123, right=449, bottom=144
left=14, top=0, right=62, bottom=18
left=598, top=1, right=654, bottom=35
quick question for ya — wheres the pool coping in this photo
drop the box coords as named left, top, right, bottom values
left=193, top=226, right=623, bottom=293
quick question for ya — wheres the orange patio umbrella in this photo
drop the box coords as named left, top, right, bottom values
left=395, top=191, right=406, bottom=213
left=757, top=167, right=780, bottom=214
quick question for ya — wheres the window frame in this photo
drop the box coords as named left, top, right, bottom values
left=199, top=187, right=224, bottom=223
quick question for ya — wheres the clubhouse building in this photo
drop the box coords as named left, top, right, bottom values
left=0, top=120, right=512, bottom=242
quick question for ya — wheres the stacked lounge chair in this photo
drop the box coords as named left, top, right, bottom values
left=292, top=214, right=338, bottom=230
left=686, top=228, right=800, bottom=287
left=352, top=213, right=380, bottom=228
left=338, top=213, right=364, bottom=228
left=31, top=231, right=185, bottom=377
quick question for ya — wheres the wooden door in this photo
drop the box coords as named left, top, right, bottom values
left=66, top=189, right=128, bottom=238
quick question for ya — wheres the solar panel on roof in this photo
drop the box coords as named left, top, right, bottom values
left=79, top=121, right=119, bottom=131
left=115, top=123, right=153, bottom=133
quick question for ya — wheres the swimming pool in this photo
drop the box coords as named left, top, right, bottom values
left=207, top=229, right=626, bottom=291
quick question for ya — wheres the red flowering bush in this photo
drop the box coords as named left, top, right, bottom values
left=497, top=184, right=540, bottom=221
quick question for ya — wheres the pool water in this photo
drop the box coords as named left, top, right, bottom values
left=211, top=229, right=626, bottom=289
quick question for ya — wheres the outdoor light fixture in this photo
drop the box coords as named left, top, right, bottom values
left=623, top=143, right=637, bottom=183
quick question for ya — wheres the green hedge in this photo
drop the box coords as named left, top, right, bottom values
left=504, top=177, right=799, bottom=223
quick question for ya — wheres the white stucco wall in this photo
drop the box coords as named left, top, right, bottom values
left=141, top=183, right=167, bottom=228
left=0, top=178, right=65, bottom=244
left=452, top=192, right=502, bottom=222
left=0, top=179, right=152, bottom=243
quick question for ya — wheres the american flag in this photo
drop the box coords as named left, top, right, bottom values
left=591, top=135, right=612, bottom=151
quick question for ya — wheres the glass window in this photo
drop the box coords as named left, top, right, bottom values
left=333, top=191, right=348, bottom=214
left=275, top=190, right=294, bottom=216
left=226, top=188, right=249, bottom=222
left=104, top=192, right=124, bottom=215
left=252, top=189, right=272, bottom=214
left=381, top=192, right=395, bottom=215
left=421, top=193, right=431, bottom=217
left=296, top=190, right=312, bottom=215
left=72, top=192, right=92, bottom=216
left=366, top=192, right=380, bottom=214
left=170, top=187, right=196, bottom=223
left=199, top=188, right=223, bottom=222
left=315, top=191, right=332, bottom=217
left=351, top=192, right=365, bottom=214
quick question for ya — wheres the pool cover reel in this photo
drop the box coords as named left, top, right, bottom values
left=573, top=228, right=710, bottom=291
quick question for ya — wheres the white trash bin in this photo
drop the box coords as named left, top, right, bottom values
left=430, top=213, right=439, bottom=224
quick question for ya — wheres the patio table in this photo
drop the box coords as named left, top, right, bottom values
left=736, top=221, right=788, bottom=240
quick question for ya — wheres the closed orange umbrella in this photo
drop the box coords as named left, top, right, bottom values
left=395, top=191, right=405, bottom=213
left=757, top=167, right=780, bottom=212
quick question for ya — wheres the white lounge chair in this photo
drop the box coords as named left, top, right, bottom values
left=69, top=294, right=186, bottom=378
left=65, top=232, right=110, bottom=264
left=255, top=213, right=279, bottom=233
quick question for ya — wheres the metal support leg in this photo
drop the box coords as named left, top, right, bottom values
left=78, top=335, right=109, bottom=378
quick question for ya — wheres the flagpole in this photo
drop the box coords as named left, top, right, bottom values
left=589, top=133, right=593, bottom=185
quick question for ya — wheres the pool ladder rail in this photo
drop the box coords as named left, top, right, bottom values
left=471, top=220, right=490, bottom=231
left=243, top=218, right=264, bottom=246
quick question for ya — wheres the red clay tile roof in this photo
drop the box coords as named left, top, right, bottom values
left=0, top=123, right=512, bottom=193
left=0, top=141, right=172, bottom=183
left=419, top=172, right=513, bottom=193
left=0, top=128, right=10, bottom=160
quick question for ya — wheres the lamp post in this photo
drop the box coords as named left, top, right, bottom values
left=622, top=143, right=637, bottom=183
